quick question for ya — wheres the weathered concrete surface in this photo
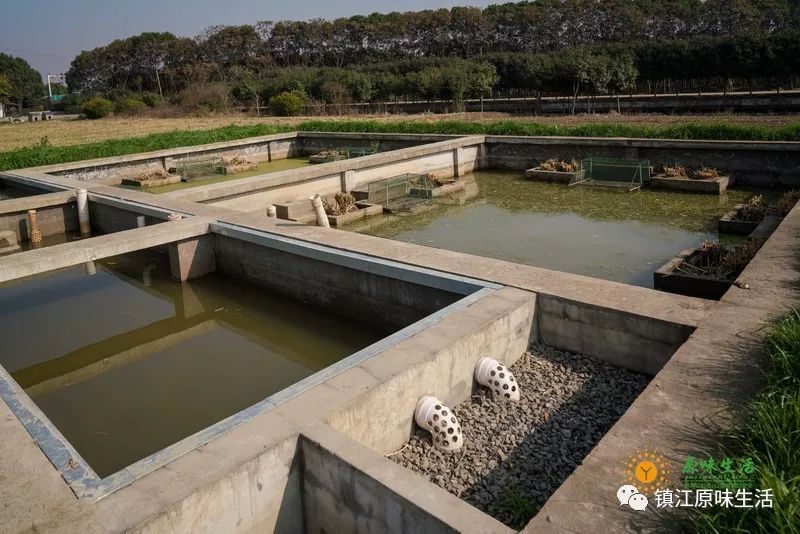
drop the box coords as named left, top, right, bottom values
left=0, top=191, right=78, bottom=241
left=0, top=217, right=212, bottom=283
left=649, top=174, right=731, bottom=194
left=213, top=233, right=464, bottom=330
left=168, top=235, right=217, bottom=281
left=326, top=287, right=535, bottom=453
left=301, top=425, right=513, bottom=534
left=522, top=199, right=800, bottom=533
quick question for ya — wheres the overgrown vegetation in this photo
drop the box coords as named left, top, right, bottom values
left=659, top=164, right=723, bottom=180
left=679, top=238, right=766, bottom=280
left=690, top=311, right=800, bottom=533
left=538, top=159, right=579, bottom=173
left=323, top=192, right=358, bottom=216
left=733, top=191, right=800, bottom=222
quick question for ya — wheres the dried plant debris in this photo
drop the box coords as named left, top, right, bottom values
left=323, top=192, right=358, bottom=215
left=678, top=238, right=766, bottom=281
left=538, top=159, right=578, bottom=173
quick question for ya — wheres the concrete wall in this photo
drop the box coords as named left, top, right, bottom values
left=486, top=136, right=800, bottom=186
left=0, top=201, right=78, bottom=241
left=89, top=202, right=165, bottom=234
left=48, top=134, right=299, bottom=185
left=299, top=133, right=431, bottom=155
left=132, top=435, right=304, bottom=534
left=536, top=294, right=693, bottom=376
left=301, top=433, right=458, bottom=534
left=200, top=137, right=483, bottom=212
left=213, top=234, right=464, bottom=330
left=326, top=288, right=535, bottom=453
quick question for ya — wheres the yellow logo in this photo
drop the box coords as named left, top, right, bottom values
left=624, top=449, right=672, bottom=495
left=635, top=460, right=658, bottom=483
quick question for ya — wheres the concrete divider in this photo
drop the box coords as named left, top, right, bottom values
left=0, top=217, right=212, bottom=283
left=158, top=135, right=485, bottom=211
left=301, top=425, right=513, bottom=534
left=0, top=190, right=78, bottom=242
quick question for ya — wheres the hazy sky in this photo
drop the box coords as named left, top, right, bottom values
left=0, top=0, right=495, bottom=78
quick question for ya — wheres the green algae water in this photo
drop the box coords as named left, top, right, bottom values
left=0, top=251, right=386, bottom=477
left=119, top=157, right=311, bottom=194
left=348, top=171, right=752, bottom=287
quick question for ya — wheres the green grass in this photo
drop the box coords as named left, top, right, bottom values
left=0, top=124, right=292, bottom=172
left=2, top=119, right=800, bottom=172
left=296, top=119, right=800, bottom=142
left=691, top=310, right=800, bottom=534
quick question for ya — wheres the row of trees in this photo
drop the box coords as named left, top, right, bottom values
left=56, top=0, right=800, bottom=114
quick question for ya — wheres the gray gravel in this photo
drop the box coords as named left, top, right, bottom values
left=388, top=344, right=649, bottom=529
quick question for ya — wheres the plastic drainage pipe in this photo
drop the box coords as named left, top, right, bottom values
left=267, top=205, right=277, bottom=218
left=84, top=260, right=97, bottom=276
left=414, top=396, right=463, bottom=451
left=27, top=209, right=42, bottom=246
left=475, top=357, right=520, bottom=402
left=309, top=194, right=330, bottom=228
left=77, top=189, right=91, bottom=235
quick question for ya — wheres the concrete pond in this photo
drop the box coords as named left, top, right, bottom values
left=0, top=131, right=799, bottom=533
left=345, top=171, right=752, bottom=287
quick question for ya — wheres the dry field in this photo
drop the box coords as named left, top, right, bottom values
left=1, top=112, right=799, bottom=151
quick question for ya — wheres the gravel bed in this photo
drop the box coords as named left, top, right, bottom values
left=388, top=344, right=649, bottom=529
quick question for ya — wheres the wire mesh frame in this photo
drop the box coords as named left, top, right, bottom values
left=571, top=158, right=651, bottom=192
left=174, top=157, right=226, bottom=180
left=365, top=173, right=424, bottom=208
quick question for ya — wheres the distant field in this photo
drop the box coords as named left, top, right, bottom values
left=2, top=112, right=800, bottom=152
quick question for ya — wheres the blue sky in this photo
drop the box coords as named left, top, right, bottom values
left=0, top=0, right=494, bottom=78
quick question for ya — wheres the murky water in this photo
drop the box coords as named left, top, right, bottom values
left=348, top=171, right=752, bottom=287
left=0, top=251, right=386, bottom=477
left=120, top=157, right=311, bottom=194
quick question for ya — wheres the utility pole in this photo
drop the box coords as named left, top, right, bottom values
left=155, top=67, right=164, bottom=99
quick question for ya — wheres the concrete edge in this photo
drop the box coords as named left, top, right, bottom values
left=301, top=424, right=515, bottom=534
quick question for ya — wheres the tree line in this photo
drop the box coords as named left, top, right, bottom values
left=43, top=1, right=800, bottom=114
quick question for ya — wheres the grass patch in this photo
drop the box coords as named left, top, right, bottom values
left=296, top=119, right=800, bottom=142
left=691, top=311, right=800, bottom=533
left=3, top=119, right=800, bottom=172
left=0, top=124, right=292, bottom=172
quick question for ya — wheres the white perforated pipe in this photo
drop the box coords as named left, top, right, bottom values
left=77, top=189, right=91, bottom=235
left=414, top=396, right=463, bottom=451
left=309, top=194, right=330, bottom=228
left=475, top=358, right=520, bottom=401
